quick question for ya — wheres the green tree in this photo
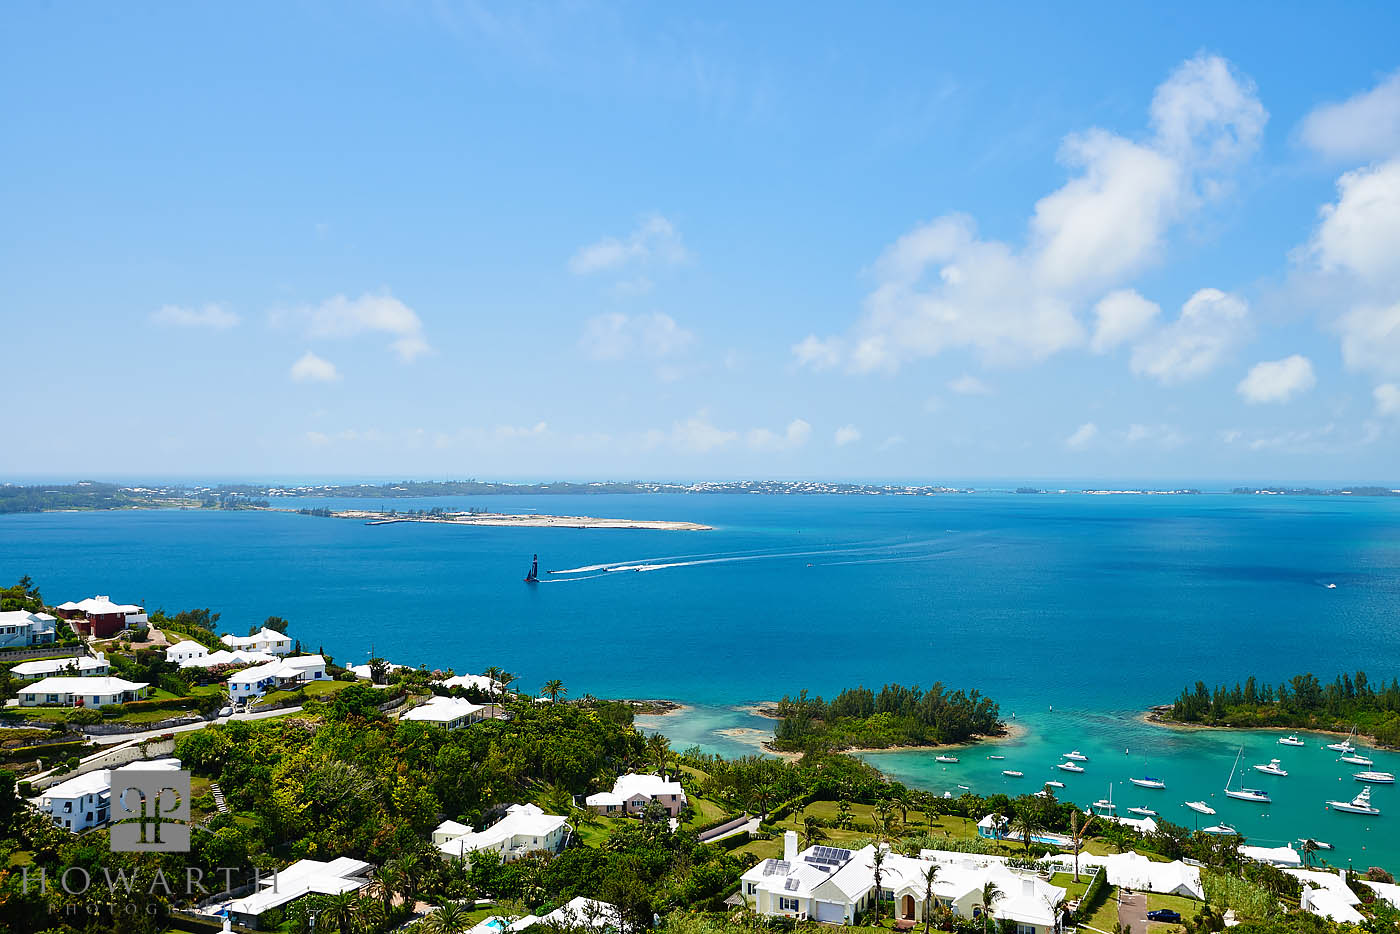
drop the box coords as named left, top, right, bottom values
left=979, top=880, right=1001, bottom=934
left=542, top=679, right=566, bottom=703
left=921, top=862, right=942, bottom=934
left=802, top=814, right=827, bottom=849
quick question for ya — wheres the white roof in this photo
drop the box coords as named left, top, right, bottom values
left=227, top=655, right=323, bottom=685
left=350, top=661, right=411, bottom=680
left=586, top=773, right=686, bottom=806
left=541, top=897, right=621, bottom=930
left=225, top=857, right=371, bottom=916
left=56, top=601, right=82, bottom=611
left=1240, top=844, right=1303, bottom=868
left=12, top=655, right=107, bottom=678
left=1303, top=887, right=1366, bottom=924
left=40, top=758, right=182, bottom=802
left=905, top=850, right=1065, bottom=924
left=434, top=819, right=473, bottom=837
left=0, top=610, right=49, bottom=628
left=436, top=804, right=568, bottom=858
left=1363, top=880, right=1400, bottom=909
left=180, top=649, right=275, bottom=669
left=280, top=654, right=325, bottom=670
left=221, top=627, right=292, bottom=648
left=73, top=596, right=142, bottom=615
left=164, top=640, right=208, bottom=655
left=439, top=673, right=502, bottom=692
left=403, top=696, right=484, bottom=723
left=20, top=676, right=148, bottom=695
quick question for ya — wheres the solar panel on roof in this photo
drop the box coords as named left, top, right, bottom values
left=784, top=878, right=800, bottom=891
left=764, top=860, right=791, bottom=876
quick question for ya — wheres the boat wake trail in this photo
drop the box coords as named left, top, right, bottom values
left=538, top=573, right=610, bottom=583
left=548, top=537, right=955, bottom=578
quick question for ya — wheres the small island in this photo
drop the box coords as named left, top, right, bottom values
left=326, top=509, right=712, bottom=531
left=767, top=682, right=1005, bottom=753
left=1148, top=671, right=1400, bottom=747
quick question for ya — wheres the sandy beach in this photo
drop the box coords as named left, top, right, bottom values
left=1139, top=709, right=1395, bottom=749
left=631, top=700, right=691, bottom=718
left=328, top=509, right=713, bottom=531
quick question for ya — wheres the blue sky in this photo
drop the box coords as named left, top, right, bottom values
left=4, top=2, right=1400, bottom=484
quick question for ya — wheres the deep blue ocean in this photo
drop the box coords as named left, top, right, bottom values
left=3, top=493, right=1399, bottom=865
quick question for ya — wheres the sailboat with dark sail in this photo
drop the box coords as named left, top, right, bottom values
left=524, top=554, right=539, bottom=583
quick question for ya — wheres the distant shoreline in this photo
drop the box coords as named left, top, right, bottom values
left=1140, top=707, right=1396, bottom=750
left=326, top=509, right=713, bottom=531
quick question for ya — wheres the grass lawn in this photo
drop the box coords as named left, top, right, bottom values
left=256, top=679, right=351, bottom=706
left=1144, top=893, right=1202, bottom=934
left=1082, top=886, right=1120, bottom=932
left=683, top=794, right=729, bottom=829
left=1050, top=872, right=1094, bottom=902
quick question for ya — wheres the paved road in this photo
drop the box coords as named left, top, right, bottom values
left=1118, top=890, right=1148, bottom=934
left=86, top=706, right=304, bottom=745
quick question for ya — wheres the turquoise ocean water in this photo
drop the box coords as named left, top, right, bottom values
left=2, top=493, right=1398, bottom=866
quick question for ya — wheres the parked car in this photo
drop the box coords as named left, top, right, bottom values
left=1146, top=909, right=1182, bottom=923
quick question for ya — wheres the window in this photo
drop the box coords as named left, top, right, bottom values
left=1015, top=926, right=1038, bottom=934
left=746, top=883, right=757, bottom=895
left=880, top=889, right=895, bottom=902
left=779, top=897, right=800, bottom=912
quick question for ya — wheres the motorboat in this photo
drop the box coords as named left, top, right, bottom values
left=1058, top=762, right=1085, bottom=773
left=1253, top=759, right=1288, bottom=777
left=1185, top=801, right=1216, bottom=815
left=1224, top=747, right=1272, bottom=803
left=1278, top=735, right=1305, bottom=747
left=1328, top=786, right=1381, bottom=816
left=1355, top=771, right=1396, bottom=784
left=1340, top=754, right=1374, bottom=766
left=1128, top=806, right=1158, bottom=817
left=935, top=755, right=959, bottom=763
left=1201, top=824, right=1238, bottom=835
left=1299, top=838, right=1335, bottom=851
left=1130, top=776, right=1166, bottom=789
left=1045, top=780, right=1066, bottom=789
left=1002, top=770, right=1023, bottom=777
left=988, top=755, right=1006, bottom=760
left=1063, top=750, right=1089, bottom=761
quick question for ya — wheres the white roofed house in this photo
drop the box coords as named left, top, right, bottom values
left=434, top=804, right=570, bottom=862
left=61, top=595, right=145, bottom=639
left=221, top=626, right=293, bottom=656
left=179, top=648, right=276, bottom=670
left=31, top=758, right=182, bottom=833
left=739, top=836, right=878, bottom=924
left=163, top=640, right=210, bottom=665
left=11, top=652, right=110, bottom=679
left=0, top=610, right=58, bottom=648
left=585, top=773, right=688, bottom=818
left=18, top=676, right=149, bottom=707
left=225, top=654, right=327, bottom=701
left=206, top=857, right=373, bottom=928
left=400, top=695, right=487, bottom=729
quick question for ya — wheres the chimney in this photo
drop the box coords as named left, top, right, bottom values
left=1023, top=879, right=1035, bottom=897
left=785, top=830, right=799, bottom=861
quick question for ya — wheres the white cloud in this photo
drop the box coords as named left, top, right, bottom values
left=1090, top=289, right=1161, bottom=352
left=1236, top=355, right=1316, bottom=404
left=1130, top=288, right=1250, bottom=384
left=277, top=292, right=431, bottom=362
left=580, top=312, right=694, bottom=361
left=290, top=352, right=340, bottom=383
left=791, top=334, right=844, bottom=370
left=877, top=434, right=906, bottom=451
left=948, top=374, right=992, bottom=396
left=569, top=215, right=689, bottom=275
left=305, top=431, right=331, bottom=446
left=1307, top=159, right=1400, bottom=288
left=669, top=411, right=737, bottom=453
left=834, top=425, right=861, bottom=446
left=746, top=418, right=812, bottom=451
left=1065, top=422, right=1098, bottom=449
left=1376, top=383, right=1400, bottom=417
left=795, top=55, right=1264, bottom=373
left=151, top=303, right=240, bottom=329
left=1300, top=69, right=1400, bottom=162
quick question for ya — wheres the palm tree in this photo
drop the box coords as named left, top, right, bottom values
left=372, top=861, right=402, bottom=915
left=1011, top=808, right=1045, bottom=858
left=875, top=797, right=898, bottom=835
left=802, top=814, right=828, bottom=849
left=322, top=890, right=358, bottom=933
left=920, top=863, right=942, bottom=934
left=1070, top=810, right=1097, bottom=882
left=543, top=781, right=576, bottom=817
left=482, top=666, right=506, bottom=705
left=979, top=880, right=1001, bottom=934
left=836, top=799, right=854, bottom=830
left=870, top=842, right=888, bottom=926
left=427, top=901, right=475, bottom=934
left=1300, top=838, right=1319, bottom=869
left=751, top=783, right=778, bottom=821
left=542, top=678, right=565, bottom=703
left=646, top=733, right=671, bottom=779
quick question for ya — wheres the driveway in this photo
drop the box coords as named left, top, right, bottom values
left=1118, top=890, right=1148, bottom=934
left=86, top=706, right=304, bottom=745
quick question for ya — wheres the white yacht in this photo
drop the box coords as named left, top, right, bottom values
left=1325, top=728, right=1358, bottom=753
left=988, top=755, right=1006, bottom=760
left=1224, top=747, right=1272, bottom=803
left=1340, top=753, right=1374, bottom=766
left=935, top=755, right=959, bottom=763
left=1002, top=769, right=1023, bottom=777
left=1093, top=785, right=1116, bottom=814
left=1058, top=761, right=1085, bottom=773
left=1128, top=806, right=1158, bottom=817
left=1185, top=801, right=1216, bottom=815
left=1253, top=759, right=1288, bottom=777
left=1278, top=735, right=1305, bottom=747
left=1130, top=776, right=1166, bottom=789
left=1355, top=771, right=1396, bottom=784
left=1063, top=750, right=1090, bottom=762
left=1201, top=824, right=1238, bottom=835
left=1045, top=780, right=1066, bottom=789
left=1328, top=786, right=1381, bottom=816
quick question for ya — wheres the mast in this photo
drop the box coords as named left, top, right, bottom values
left=1226, top=747, right=1242, bottom=791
